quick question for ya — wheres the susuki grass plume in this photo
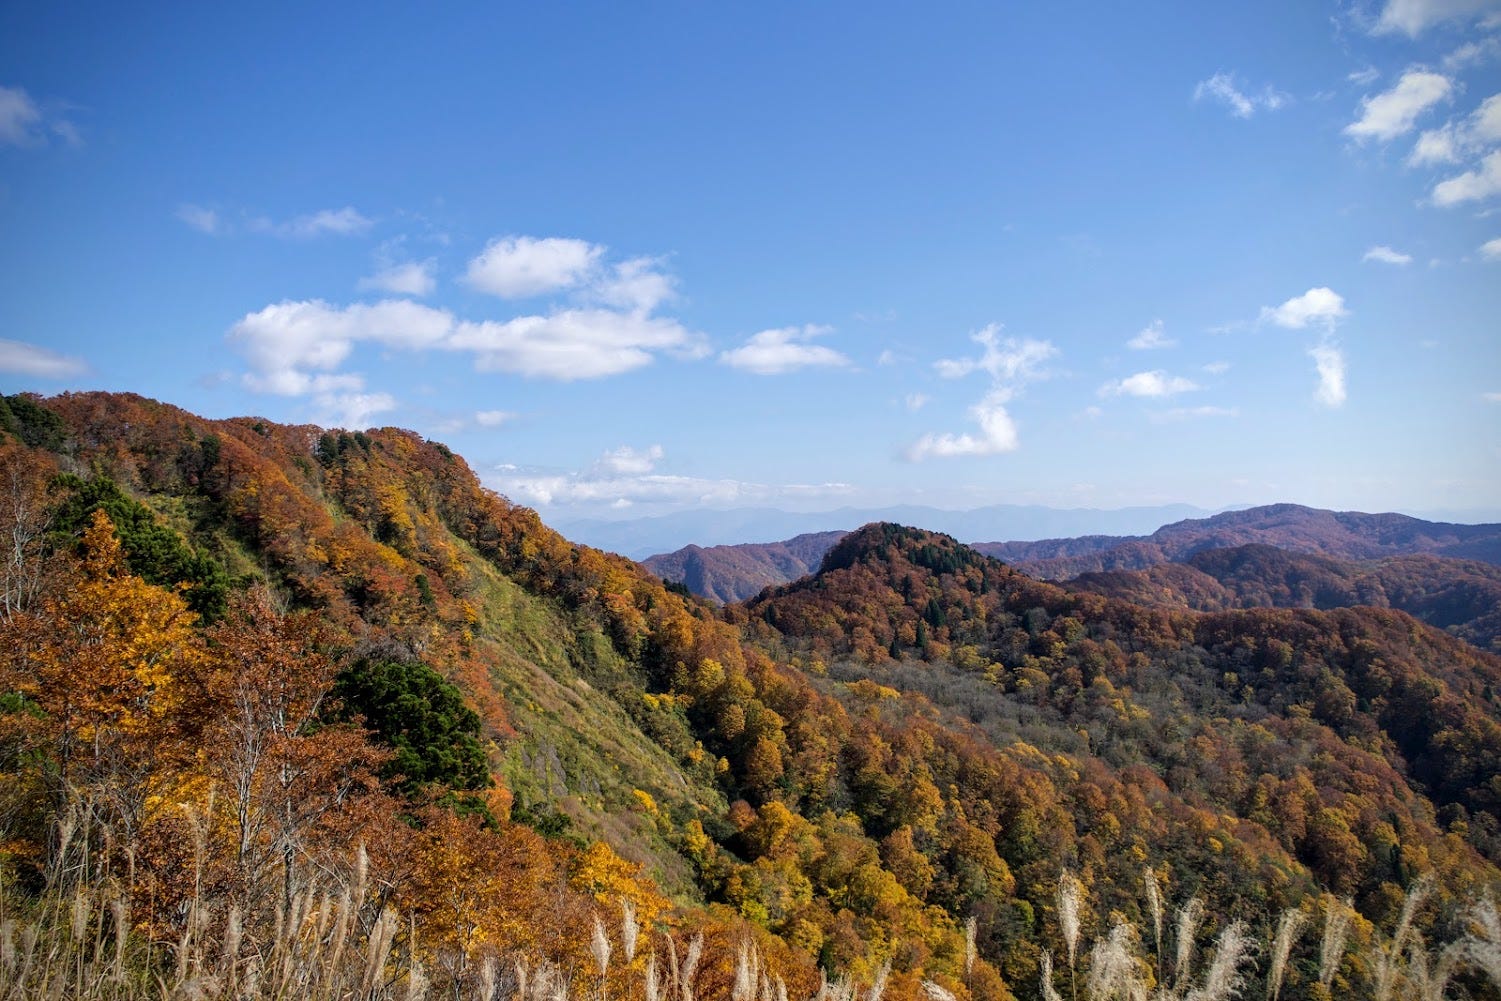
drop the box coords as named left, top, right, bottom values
left=1317, top=895, right=1352, bottom=989
left=1263, top=908, right=1304, bottom=1001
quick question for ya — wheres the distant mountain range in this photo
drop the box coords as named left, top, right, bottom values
left=559, top=501, right=1219, bottom=560
left=642, top=505, right=1501, bottom=652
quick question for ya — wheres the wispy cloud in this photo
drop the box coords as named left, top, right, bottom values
left=0, top=84, right=80, bottom=147
left=1099, top=370, right=1201, bottom=398
left=0, top=338, right=88, bottom=378
left=1309, top=343, right=1347, bottom=407
left=1260, top=287, right=1349, bottom=329
left=248, top=207, right=373, bottom=239
left=1193, top=73, right=1288, bottom=118
left=1345, top=69, right=1452, bottom=141
left=1481, top=236, right=1501, bottom=258
left=487, top=447, right=853, bottom=511
left=1127, top=319, right=1175, bottom=350
left=1372, top=0, right=1501, bottom=37
left=719, top=325, right=851, bottom=375
left=1432, top=149, right=1501, bottom=205
left=1410, top=93, right=1501, bottom=167
left=359, top=259, right=436, bottom=296
left=1362, top=244, right=1414, bottom=264
left=907, top=325, right=1056, bottom=460
left=904, top=393, right=929, bottom=412
left=176, top=204, right=221, bottom=235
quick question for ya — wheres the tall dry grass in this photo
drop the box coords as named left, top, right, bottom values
left=1037, top=868, right=1501, bottom=1001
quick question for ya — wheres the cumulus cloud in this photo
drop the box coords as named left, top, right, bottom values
left=0, top=338, right=88, bottom=378
left=0, top=84, right=79, bottom=147
left=907, top=325, right=1056, bottom=461
left=719, top=325, right=850, bottom=374
left=1345, top=69, right=1452, bottom=141
left=318, top=391, right=397, bottom=430
left=1363, top=245, right=1414, bottom=264
left=907, top=390, right=1022, bottom=460
left=451, top=309, right=703, bottom=379
left=474, top=409, right=515, bottom=427
left=1100, top=370, right=1201, bottom=398
left=1260, top=287, right=1349, bottom=329
left=1309, top=343, right=1348, bottom=407
left=249, top=207, right=373, bottom=239
left=464, top=236, right=602, bottom=298
left=1373, top=0, right=1501, bottom=36
left=1193, top=73, right=1288, bottom=118
left=359, top=259, right=436, bottom=297
left=1432, top=149, right=1501, bottom=205
left=229, top=235, right=705, bottom=395
left=1480, top=236, right=1501, bottom=257
left=1127, top=320, right=1175, bottom=350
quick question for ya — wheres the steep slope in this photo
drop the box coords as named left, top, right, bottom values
left=1067, top=544, right=1501, bottom=653
left=642, top=530, right=847, bottom=603
left=975, top=502, right=1501, bottom=577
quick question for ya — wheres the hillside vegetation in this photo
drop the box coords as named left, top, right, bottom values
left=0, top=392, right=1498, bottom=1000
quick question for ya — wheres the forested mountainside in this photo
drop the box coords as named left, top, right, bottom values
left=973, top=504, right=1501, bottom=578
left=2, top=392, right=1500, bottom=1001
left=643, top=532, right=849, bottom=604
left=1065, top=544, right=1501, bottom=654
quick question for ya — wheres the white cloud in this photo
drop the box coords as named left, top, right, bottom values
left=474, top=409, right=515, bottom=428
left=0, top=85, right=79, bottom=147
left=464, top=236, right=602, bottom=298
left=1444, top=37, right=1501, bottom=71
left=249, top=207, right=373, bottom=239
left=719, top=325, right=850, bottom=374
left=595, top=257, right=676, bottom=313
left=1373, top=0, right=1501, bottom=36
left=318, top=391, right=396, bottom=430
left=1410, top=93, right=1501, bottom=165
left=1349, top=67, right=1382, bottom=86
left=904, top=393, right=929, bottom=412
left=593, top=444, right=664, bottom=476
left=451, top=309, right=704, bottom=379
left=176, top=204, right=221, bottom=235
left=1100, top=370, right=1201, bottom=398
left=1193, top=73, right=1288, bottom=118
left=231, top=235, right=705, bottom=391
left=933, top=324, right=1056, bottom=381
left=907, top=389, right=1021, bottom=459
left=908, top=325, right=1056, bottom=461
left=1260, top=287, right=1349, bottom=329
left=1345, top=69, right=1452, bottom=141
left=487, top=453, right=853, bottom=511
left=1127, top=319, right=1175, bottom=350
left=1309, top=343, right=1348, bottom=407
left=1485, top=391, right=1501, bottom=402
left=1203, top=361, right=1231, bottom=374
left=1478, top=236, right=1501, bottom=257
left=359, top=259, right=436, bottom=297
left=1362, top=245, right=1414, bottom=264
left=0, top=338, right=87, bottom=378
left=1432, top=149, right=1501, bottom=205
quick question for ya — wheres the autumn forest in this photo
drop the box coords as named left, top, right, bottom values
left=1, top=391, right=1499, bottom=1001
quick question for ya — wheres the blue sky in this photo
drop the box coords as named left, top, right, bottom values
left=2, top=1, right=1499, bottom=526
